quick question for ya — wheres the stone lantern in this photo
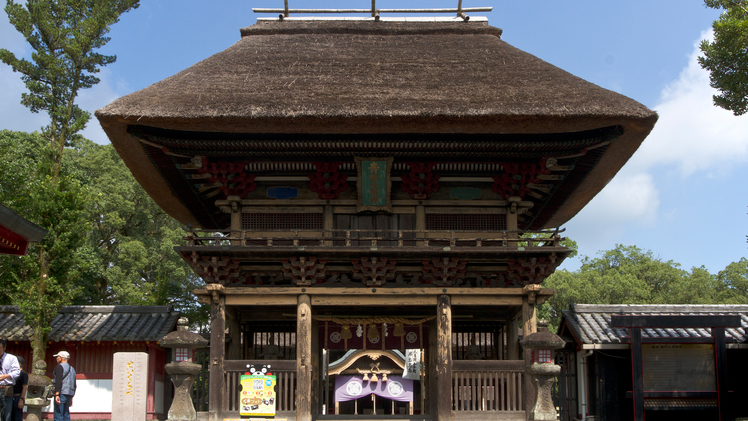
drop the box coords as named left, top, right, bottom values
left=159, top=317, right=209, bottom=421
left=25, top=360, right=54, bottom=421
left=520, top=319, right=566, bottom=421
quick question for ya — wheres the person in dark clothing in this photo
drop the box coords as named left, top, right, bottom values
left=10, top=357, right=26, bottom=421
left=52, top=351, right=76, bottom=421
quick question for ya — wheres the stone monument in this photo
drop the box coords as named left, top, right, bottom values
left=520, top=319, right=565, bottom=421
left=159, top=317, right=208, bottom=421
left=112, top=352, right=149, bottom=421
left=24, top=360, right=54, bottom=421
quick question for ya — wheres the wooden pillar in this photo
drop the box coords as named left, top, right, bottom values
left=506, top=197, right=520, bottom=239
left=630, top=327, right=644, bottom=421
left=430, top=295, right=452, bottom=420
left=228, top=196, right=242, bottom=245
left=522, top=285, right=540, bottom=413
left=208, top=287, right=226, bottom=421
left=226, top=307, right=242, bottom=360
left=507, top=318, right=519, bottom=360
left=297, top=294, right=313, bottom=421
left=323, top=204, right=333, bottom=246
left=416, top=204, right=426, bottom=246
left=715, top=327, right=729, bottom=421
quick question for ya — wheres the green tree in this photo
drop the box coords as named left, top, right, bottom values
left=699, top=0, right=748, bottom=115
left=0, top=0, right=139, bottom=365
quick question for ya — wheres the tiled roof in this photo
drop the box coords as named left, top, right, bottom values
left=561, top=304, right=748, bottom=345
left=0, top=305, right=180, bottom=342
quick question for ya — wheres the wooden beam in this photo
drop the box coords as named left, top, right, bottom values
left=630, top=328, right=644, bottom=421
left=507, top=319, right=519, bottom=360
left=312, top=295, right=437, bottom=306
left=209, top=294, right=226, bottom=421
left=451, top=295, right=522, bottom=306
left=521, top=290, right=537, bottom=413
left=436, top=295, right=452, bottom=421
left=225, top=295, right=298, bottom=306
left=196, top=286, right=550, bottom=296
left=297, top=294, right=312, bottom=421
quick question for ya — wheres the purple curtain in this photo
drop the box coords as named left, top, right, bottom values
left=334, top=376, right=414, bottom=403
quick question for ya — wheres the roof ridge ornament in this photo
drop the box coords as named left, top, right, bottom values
left=253, top=0, right=491, bottom=21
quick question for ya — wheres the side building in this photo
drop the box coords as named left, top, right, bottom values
left=0, top=305, right=179, bottom=420
left=96, top=17, right=657, bottom=421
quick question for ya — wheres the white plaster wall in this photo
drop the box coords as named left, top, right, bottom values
left=40, top=379, right=113, bottom=413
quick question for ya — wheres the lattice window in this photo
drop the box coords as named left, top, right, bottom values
left=175, top=347, right=191, bottom=362
left=242, top=213, right=323, bottom=231
left=426, top=214, right=507, bottom=231
left=537, top=349, right=552, bottom=363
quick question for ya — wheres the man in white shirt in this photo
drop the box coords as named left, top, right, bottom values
left=0, top=339, right=20, bottom=421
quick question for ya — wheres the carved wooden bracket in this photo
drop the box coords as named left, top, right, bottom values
left=196, top=157, right=256, bottom=198
left=401, top=162, right=440, bottom=200
left=309, top=162, right=349, bottom=200
left=505, top=256, right=558, bottom=286
left=281, top=256, right=327, bottom=286
left=422, top=258, right=467, bottom=286
left=492, top=160, right=551, bottom=200
left=185, top=254, right=243, bottom=285
left=352, top=257, right=397, bottom=287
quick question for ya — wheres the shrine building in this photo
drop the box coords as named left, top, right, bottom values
left=96, top=11, right=657, bottom=421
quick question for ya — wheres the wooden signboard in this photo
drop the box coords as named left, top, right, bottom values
left=642, top=344, right=716, bottom=391
left=355, top=157, right=393, bottom=212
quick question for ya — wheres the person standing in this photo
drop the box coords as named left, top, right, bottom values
left=52, top=351, right=76, bottom=421
left=0, top=339, right=20, bottom=421
left=10, top=357, right=26, bottom=421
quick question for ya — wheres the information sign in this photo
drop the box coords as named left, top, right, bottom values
left=240, top=372, right=277, bottom=417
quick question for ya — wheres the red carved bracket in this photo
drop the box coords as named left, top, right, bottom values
left=492, top=160, right=551, bottom=200
left=281, top=256, right=327, bottom=286
left=196, top=157, right=256, bottom=198
left=401, top=162, right=440, bottom=200
left=185, top=254, right=244, bottom=285
left=309, top=162, right=349, bottom=200
left=422, top=258, right=467, bottom=287
left=504, top=256, right=558, bottom=286
left=352, top=257, right=397, bottom=287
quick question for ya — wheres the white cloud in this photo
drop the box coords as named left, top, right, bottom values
left=564, top=30, right=748, bottom=259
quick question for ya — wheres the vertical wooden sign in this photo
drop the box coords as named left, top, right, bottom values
left=355, top=157, right=393, bottom=212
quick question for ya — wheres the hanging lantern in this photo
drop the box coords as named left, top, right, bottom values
left=367, top=324, right=379, bottom=340
left=341, top=324, right=353, bottom=340
left=394, top=322, right=406, bottom=337
left=370, top=372, right=378, bottom=383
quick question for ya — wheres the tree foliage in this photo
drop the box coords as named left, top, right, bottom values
left=0, top=0, right=140, bottom=365
left=699, top=0, right=748, bottom=115
left=541, top=244, right=748, bottom=331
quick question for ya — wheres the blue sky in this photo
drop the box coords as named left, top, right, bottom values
left=1, top=1, right=746, bottom=274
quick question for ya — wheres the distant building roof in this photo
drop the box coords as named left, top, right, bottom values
left=561, top=304, right=748, bottom=346
left=0, top=305, right=180, bottom=342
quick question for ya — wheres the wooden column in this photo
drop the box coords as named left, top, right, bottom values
left=714, top=327, right=729, bottom=421
left=228, top=195, right=242, bottom=245
left=226, top=307, right=242, bottom=360
left=506, top=196, right=520, bottom=238
left=323, top=204, right=333, bottom=246
left=507, top=318, right=519, bottom=360
left=434, top=295, right=452, bottom=420
left=522, top=285, right=540, bottom=413
left=208, top=286, right=226, bottom=421
left=630, top=327, right=644, bottom=421
left=416, top=204, right=426, bottom=246
left=297, top=294, right=313, bottom=421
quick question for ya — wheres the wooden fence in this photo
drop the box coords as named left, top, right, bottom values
left=452, top=360, right=524, bottom=413
left=223, top=360, right=297, bottom=412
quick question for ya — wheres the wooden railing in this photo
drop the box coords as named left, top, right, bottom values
left=185, top=228, right=565, bottom=249
left=452, top=360, right=525, bottom=413
left=224, top=360, right=297, bottom=413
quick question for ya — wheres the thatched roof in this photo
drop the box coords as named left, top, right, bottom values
left=96, top=18, right=657, bottom=228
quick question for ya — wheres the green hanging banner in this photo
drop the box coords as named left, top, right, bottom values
left=355, top=157, right=393, bottom=212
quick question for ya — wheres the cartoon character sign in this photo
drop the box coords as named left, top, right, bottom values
left=240, top=365, right=277, bottom=417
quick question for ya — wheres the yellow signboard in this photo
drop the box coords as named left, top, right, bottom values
left=240, top=373, right=277, bottom=417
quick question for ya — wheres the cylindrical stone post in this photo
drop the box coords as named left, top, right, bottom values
left=160, top=318, right=209, bottom=421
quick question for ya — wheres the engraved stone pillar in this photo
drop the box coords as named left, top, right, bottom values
left=24, top=360, right=53, bottom=421
left=160, top=318, right=209, bottom=421
left=519, top=320, right=566, bottom=421
left=112, top=352, right=149, bottom=421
